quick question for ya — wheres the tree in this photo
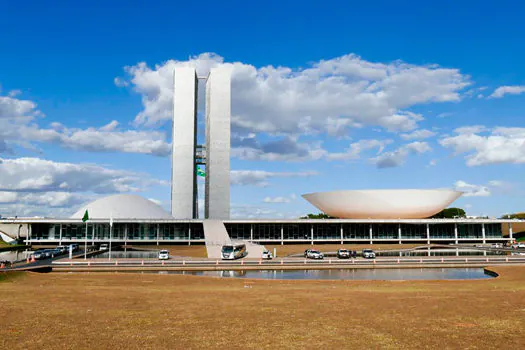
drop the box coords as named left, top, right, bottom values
left=500, top=212, right=525, bottom=219
left=300, top=213, right=336, bottom=219
left=430, top=207, right=466, bottom=219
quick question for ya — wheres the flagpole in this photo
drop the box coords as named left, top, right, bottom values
left=84, top=220, right=87, bottom=260
left=109, top=214, right=113, bottom=261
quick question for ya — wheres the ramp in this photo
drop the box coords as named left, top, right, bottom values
left=202, top=220, right=232, bottom=259
left=202, top=220, right=267, bottom=259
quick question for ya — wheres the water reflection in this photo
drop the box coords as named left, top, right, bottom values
left=146, top=268, right=493, bottom=280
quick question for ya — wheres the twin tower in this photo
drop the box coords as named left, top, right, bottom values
left=171, top=67, right=231, bottom=219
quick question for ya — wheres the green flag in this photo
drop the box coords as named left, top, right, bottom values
left=82, top=210, right=89, bottom=223
left=197, top=167, right=206, bottom=177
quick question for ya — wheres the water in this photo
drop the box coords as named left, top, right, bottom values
left=141, top=268, right=494, bottom=280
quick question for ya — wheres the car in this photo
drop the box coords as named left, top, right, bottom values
left=49, top=248, right=62, bottom=257
left=336, top=249, right=350, bottom=259
left=56, top=246, right=68, bottom=254
left=69, top=244, right=79, bottom=252
left=158, top=250, right=170, bottom=260
left=362, top=249, right=376, bottom=259
left=306, top=250, right=324, bottom=259
left=99, top=243, right=109, bottom=251
left=304, top=249, right=311, bottom=258
left=517, top=243, right=525, bottom=249
left=261, top=250, right=273, bottom=260
left=32, top=249, right=47, bottom=260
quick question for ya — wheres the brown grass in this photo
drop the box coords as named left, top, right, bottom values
left=502, top=222, right=525, bottom=237
left=131, top=244, right=208, bottom=258
left=2, top=266, right=525, bottom=349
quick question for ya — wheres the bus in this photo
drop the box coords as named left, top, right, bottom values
left=221, top=244, right=247, bottom=260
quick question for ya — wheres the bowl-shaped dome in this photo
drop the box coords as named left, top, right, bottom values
left=71, top=194, right=172, bottom=220
left=302, top=189, right=462, bottom=219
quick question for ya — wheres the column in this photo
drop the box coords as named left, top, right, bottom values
left=59, top=224, right=63, bottom=245
left=310, top=224, right=314, bottom=245
left=124, top=224, right=128, bottom=252
left=281, top=224, right=284, bottom=245
left=157, top=224, right=160, bottom=246
left=426, top=224, right=430, bottom=245
left=482, top=223, right=486, bottom=244
left=28, top=224, right=32, bottom=246
left=340, top=224, right=343, bottom=244
left=250, top=224, right=253, bottom=241
left=509, top=223, right=513, bottom=242
left=369, top=224, right=373, bottom=244
left=398, top=224, right=402, bottom=244
left=205, top=67, right=231, bottom=219
left=172, top=67, right=198, bottom=219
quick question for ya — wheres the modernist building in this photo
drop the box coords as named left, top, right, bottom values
left=0, top=68, right=521, bottom=248
left=171, top=67, right=230, bottom=220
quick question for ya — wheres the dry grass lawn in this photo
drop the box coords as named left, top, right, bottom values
left=2, top=266, right=525, bottom=349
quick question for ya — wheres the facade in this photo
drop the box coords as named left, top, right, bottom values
left=302, top=189, right=463, bottom=219
left=171, top=67, right=231, bottom=220
left=171, top=68, right=199, bottom=219
left=0, top=218, right=518, bottom=246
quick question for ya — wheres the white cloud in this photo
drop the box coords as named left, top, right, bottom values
left=120, top=52, right=470, bottom=134
left=489, top=85, right=525, bottom=99
left=440, top=127, right=525, bottom=166
left=231, top=170, right=317, bottom=187
left=400, top=129, right=437, bottom=140
left=0, top=157, right=160, bottom=194
left=263, top=194, right=297, bottom=203
left=454, top=180, right=491, bottom=197
left=372, top=141, right=432, bottom=168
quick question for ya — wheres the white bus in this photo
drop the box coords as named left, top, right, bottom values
left=221, top=244, right=247, bottom=260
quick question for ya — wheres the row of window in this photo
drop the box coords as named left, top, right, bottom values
left=29, top=222, right=503, bottom=240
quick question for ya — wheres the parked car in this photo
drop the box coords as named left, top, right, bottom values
left=69, top=244, right=79, bottom=252
left=49, top=248, right=62, bottom=257
left=158, top=250, right=170, bottom=260
left=261, top=250, right=273, bottom=260
left=99, top=243, right=109, bottom=251
left=32, top=249, right=47, bottom=260
left=336, top=249, right=350, bottom=259
left=56, top=246, right=68, bottom=254
left=306, top=250, right=324, bottom=259
left=362, top=249, right=376, bottom=259
left=304, top=249, right=311, bottom=258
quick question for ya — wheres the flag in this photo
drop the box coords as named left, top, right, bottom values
left=196, top=166, right=206, bottom=177
left=82, top=210, right=89, bottom=223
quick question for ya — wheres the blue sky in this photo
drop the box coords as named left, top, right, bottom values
left=0, top=0, right=524, bottom=218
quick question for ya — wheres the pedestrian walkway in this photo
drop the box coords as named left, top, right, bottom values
left=202, top=220, right=232, bottom=258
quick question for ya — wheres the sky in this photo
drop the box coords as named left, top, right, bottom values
left=0, top=0, right=524, bottom=219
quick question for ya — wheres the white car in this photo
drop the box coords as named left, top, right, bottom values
left=306, top=250, right=324, bottom=259
left=362, top=249, right=376, bottom=259
left=158, top=250, right=170, bottom=260
left=99, top=243, right=109, bottom=251
left=261, top=250, right=273, bottom=260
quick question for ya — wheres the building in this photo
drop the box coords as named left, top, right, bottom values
left=171, top=67, right=230, bottom=219
left=0, top=68, right=521, bottom=249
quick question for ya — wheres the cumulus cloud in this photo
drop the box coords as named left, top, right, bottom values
left=440, top=126, right=525, bottom=166
left=119, top=52, right=469, bottom=134
left=372, top=141, right=432, bottom=168
left=231, top=170, right=317, bottom=187
left=489, top=85, right=525, bottom=98
left=454, top=180, right=491, bottom=197
left=400, top=129, right=437, bottom=140
left=0, top=157, right=161, bottom=194
left=263, top=194, right=297, bottom=204
left=0, top=191, right=87, bottom=208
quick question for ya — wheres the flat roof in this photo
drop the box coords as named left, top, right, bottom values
left=0, top=218, right=521, bottom=224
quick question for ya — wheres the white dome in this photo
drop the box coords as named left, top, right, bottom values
left=71, top=194, right=172, bottom=220
left=302, top=189, right=462, bottom=219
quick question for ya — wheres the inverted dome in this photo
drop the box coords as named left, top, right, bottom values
left=71, top=194, right=172, bottom=220
left=302, top=189, right=462, bottom=219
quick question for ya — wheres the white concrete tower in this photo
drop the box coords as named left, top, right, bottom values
left=205, top=67, right=231, bottom=219
left=171, top=67, right=198, bottom=219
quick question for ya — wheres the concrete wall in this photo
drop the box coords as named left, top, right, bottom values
left=205, top=67, right=231, bottom=219
left=171, top=68, right=198, bottom=219
left=0, top=223, right=29, bottom=242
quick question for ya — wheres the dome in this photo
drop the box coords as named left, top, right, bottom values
left=302, top=189, right=462, bottom=219
left=71, top=194, right=173, bottom=220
